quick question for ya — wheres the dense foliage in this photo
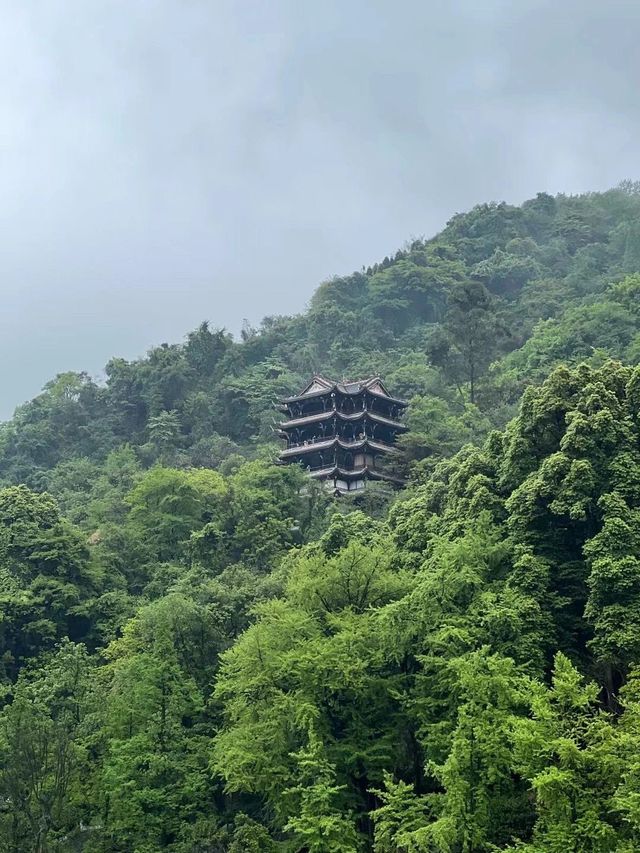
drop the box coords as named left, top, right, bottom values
left=3, top=184, right=640, bottom=850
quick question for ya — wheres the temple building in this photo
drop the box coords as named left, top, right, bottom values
left=277, top=376, right=408, bottom=492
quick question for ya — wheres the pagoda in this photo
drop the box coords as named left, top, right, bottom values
left=277, top=376, right=408, bottom=492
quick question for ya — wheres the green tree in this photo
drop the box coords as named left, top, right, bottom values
left=125, top=466, right=225, bottom=562
left=510, top=653, right=624, bottom=852
left=0, top=641, right=95, bottom=852
left=429, top=281, right=503, bottom=404
left=98, top=597, right=215, bottom=850
left=0, top=486, right=98, bottom=679
left=284, top=729, right=361, bottom=852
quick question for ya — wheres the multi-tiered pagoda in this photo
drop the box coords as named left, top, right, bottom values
left=277, top=376, right=407, bottom=492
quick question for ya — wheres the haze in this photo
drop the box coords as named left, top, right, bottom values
left=0, top=0, right=638, bottom=418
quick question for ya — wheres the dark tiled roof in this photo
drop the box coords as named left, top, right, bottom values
left=281, top=376, right=407, bottom=407
left=279, top=436, right=398, bottom=459
left=308, top=465, right=405, bottom=486
left=278, top=408, right=408, bottom=432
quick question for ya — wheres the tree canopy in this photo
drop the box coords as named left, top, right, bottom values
left=3, top=185, right=640, bottom=849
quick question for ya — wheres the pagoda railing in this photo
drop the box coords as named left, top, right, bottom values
left=284, top=436, right=397, bottom=451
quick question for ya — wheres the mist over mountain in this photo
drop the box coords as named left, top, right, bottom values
left=2, top=0, right=640, bottom=417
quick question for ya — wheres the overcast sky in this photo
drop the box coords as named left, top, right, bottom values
left=0, top=0, right=638, bottom=418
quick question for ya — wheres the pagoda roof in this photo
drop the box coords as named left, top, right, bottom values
left=278, top=408, right=408, bottom=432
left=281, top=376, right=407, bottom=407
left=308, top=465, right=405, bottom=486
left=279, top=436, right=398, bottom=459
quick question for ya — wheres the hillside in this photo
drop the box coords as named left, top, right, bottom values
left=2, top=185, right=640, bottom=850
left=4, top=183, right=640, bottom=495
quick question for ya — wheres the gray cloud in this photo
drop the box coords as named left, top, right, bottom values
left=0, top=0, right=638, bottom=417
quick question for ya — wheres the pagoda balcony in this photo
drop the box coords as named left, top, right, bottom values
left=307, top=464, right=405, bottom=487
left=279, top=435, right=398, bottom=458
left=278, top=407, right=408, bottom=432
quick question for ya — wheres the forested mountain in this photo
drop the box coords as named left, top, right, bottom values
left=3, top=184, right=640, bottom=850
